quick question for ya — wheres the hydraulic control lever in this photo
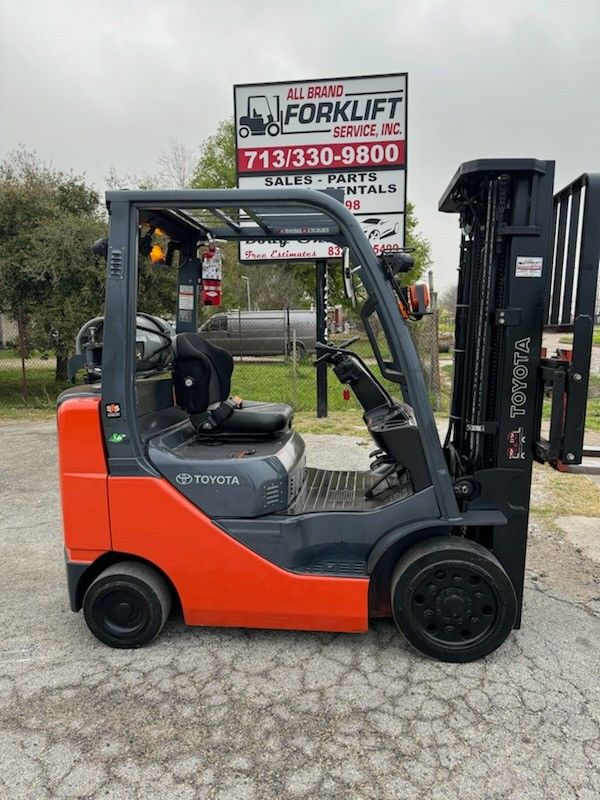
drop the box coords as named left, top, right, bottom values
left=313, top=337, right=360, bottom=365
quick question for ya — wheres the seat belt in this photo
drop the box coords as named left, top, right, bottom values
left=193, top=396, right=243, bottom=431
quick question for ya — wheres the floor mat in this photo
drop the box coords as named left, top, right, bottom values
left=285, top=467, right=412, bottom=514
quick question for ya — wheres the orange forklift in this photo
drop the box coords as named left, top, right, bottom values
left=58, top=161, right=599, bottom=662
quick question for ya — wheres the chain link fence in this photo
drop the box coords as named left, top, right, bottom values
left=0, top=314, right=70, bottom=419
left=0, top=305, right=451, bottom=421
left=199, top=306, right=364, bottom=415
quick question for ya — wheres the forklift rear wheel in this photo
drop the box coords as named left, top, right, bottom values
left=391, top=538, right=517, bottom=663
left=83, top=562, right=171, bottom=649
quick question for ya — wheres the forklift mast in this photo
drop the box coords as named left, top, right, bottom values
left=440, top=160, right=556, bottom=476
left=440, top=161, right=556, bottom=618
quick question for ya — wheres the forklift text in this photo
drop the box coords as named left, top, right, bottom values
left=510, top=337, right=531, bottom=419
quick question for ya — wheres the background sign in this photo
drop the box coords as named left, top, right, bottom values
left=234, top=73, right=407, bottom=261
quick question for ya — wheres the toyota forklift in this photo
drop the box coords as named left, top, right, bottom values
left=58, top=159, right=599, bottom=662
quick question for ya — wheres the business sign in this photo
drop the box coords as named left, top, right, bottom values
left=234, top=73, right=407, bottom=261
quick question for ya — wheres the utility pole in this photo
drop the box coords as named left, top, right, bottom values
left=241, top=275, right=251, bottom=311
left=315, top=259, right=329, bottom=418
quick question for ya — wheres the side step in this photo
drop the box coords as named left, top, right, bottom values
left=298, top=558, right=367, bottom=576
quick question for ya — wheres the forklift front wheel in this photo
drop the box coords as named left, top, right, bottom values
left=391, top=538, right=517, bottom=663
left=83, top=561, right=171, bottom=649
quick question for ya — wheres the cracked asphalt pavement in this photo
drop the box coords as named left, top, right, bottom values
left=1, top=422, right=599, bottom=800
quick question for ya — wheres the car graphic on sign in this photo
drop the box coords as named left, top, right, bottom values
left=361, top=217, right=400, bottom=241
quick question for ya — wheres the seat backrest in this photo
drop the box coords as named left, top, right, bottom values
left=172, top=332, right=233, bottom=415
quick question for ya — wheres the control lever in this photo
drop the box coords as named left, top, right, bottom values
left=313, top=337, right=361, bottom=365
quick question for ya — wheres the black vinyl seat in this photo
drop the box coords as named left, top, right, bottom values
left=172, top=332, right=293, bottom=437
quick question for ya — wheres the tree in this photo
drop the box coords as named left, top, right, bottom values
left=104, top=160, right=187, bottom=324
left=0, top=148, right=107, bottom=384
left=192, top=121, right=237, bottom=190
left=439, top=284, right=457, bottom=316
left=157, top=138, right=198, bottom=189
left=106, top=138, right=198, bottom=191
left=403, top=201, right=431, bottom=285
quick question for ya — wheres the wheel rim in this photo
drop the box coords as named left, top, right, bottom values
left=408, top=562, right=499, bottom=647
left=93, top=585, right=151, bottom=639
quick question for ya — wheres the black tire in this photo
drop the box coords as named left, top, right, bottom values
left=83, top=561, right=171, bottom=649
left=391, top=537, right=517, bottom=663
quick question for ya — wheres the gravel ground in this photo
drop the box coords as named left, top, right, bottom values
left=1, top=422, right=599, bottom=800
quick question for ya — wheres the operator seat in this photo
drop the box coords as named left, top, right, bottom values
left=172, top=332, right=294, bottom=437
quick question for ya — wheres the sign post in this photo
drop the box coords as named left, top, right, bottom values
left=315, top=259, right=329, bottom=418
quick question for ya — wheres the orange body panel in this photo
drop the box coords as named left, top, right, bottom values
left=57, top=396, right=369, bottom=633
left=109, top=476, right=369, bottom=633
left=57, top=398, right=111, bottom=556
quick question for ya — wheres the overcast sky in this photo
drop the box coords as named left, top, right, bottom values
left=1, top=0, right=600, bottom=288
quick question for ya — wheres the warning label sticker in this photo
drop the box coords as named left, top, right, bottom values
left=515, top=256, right=543, bottom=278
left=178, top=284, right=194, bottom=310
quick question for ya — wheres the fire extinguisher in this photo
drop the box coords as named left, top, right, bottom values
left=201, top=244, right=223, bottom=306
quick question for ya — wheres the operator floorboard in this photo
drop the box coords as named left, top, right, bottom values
left=285, top=467, right=412, bottom=515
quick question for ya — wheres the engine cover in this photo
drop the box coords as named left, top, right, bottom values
left=147, top=422, right=306, bottom=518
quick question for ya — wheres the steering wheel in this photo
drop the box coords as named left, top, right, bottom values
left=314, top=336, right=361, bottom=365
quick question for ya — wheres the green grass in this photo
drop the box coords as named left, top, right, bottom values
left=0, top=347, right=54, bottom=361
left=584, top=373, right=600, bottom=432
left=328, top=334, right=374, bottom=360
left=0, top=360, right=368, bottom=420
left=531, top=462, right=600, bottom=520
left=233, top=361, right=366, bottom=413
left=559, top=327, right=600, bottom=346
left=1, top=358, right=598, bottom=435
left=0, top=366, right=69, bottom=420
